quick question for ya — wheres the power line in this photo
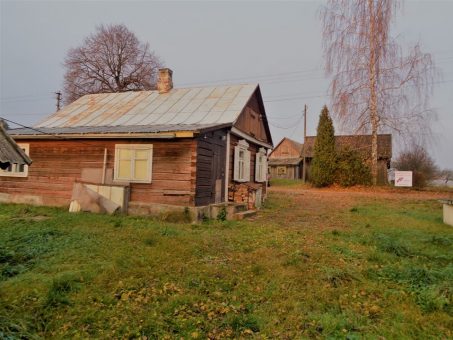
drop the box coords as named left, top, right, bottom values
left=0, top=116, right=98, bottom=147
left=0, top=92, right=53, bottom=101
left=265, top=94, right=326, bottom=102
left=0, top=96, right=52, bottom=104
left=177, top=66, right=323, bottom=87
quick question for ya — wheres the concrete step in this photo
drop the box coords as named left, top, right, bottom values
left=234, top=203, right=247, bottom=213
left=234, top=210, right=256, bottom=220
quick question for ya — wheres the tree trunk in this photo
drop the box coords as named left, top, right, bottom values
left=369, top=0, right=379, bottom=185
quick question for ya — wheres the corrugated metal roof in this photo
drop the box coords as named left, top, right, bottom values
left=0, top=126, right=32, bottom=165
left=34, top=84, right=258, bottom=134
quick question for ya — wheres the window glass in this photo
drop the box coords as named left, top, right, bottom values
left=115, top=144, right=152, bottom=183
left=134, top=160, right=148, bottom=180
left=135, top=150, right=148, bottom=159
left=119, top=149, right=132, bottom=159
left=118, top=160, right=132, bottom=179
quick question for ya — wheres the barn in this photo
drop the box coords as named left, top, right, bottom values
left=268, top=134, right=392, bottom=184
left=303, top=134, right=392, bottom=184
left=0, top=125, right=32, bottom=172
left=268, top=137, right=303, bottom=180
left=0, top=69, right=273, bottom=219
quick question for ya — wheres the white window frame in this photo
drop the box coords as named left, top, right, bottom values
left=114, top=144, right=153, bottom=183
left=0, top=143, right=29, bottom=178
left=255, top=148, right=267, bottom=183
left=233, top=139, right=250, bottom=182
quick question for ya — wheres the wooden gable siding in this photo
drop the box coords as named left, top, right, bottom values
left=0, top=139, right=197, bottom=207
left=233, top=92, right=271, bottom=145
left=269, top=138, right=302, bottom=159
left=269, top=164, right=301, bottom=180
left=195, top=129, right=227, bottom=206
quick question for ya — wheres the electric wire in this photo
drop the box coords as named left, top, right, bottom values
left=0, top=116, right=100, bottom=147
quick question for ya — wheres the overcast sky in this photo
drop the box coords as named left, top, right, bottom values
left=1, top=0, right=452, bottom=168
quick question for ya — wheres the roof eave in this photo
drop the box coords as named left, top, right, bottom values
left=11, top=131, right=192, bottom=140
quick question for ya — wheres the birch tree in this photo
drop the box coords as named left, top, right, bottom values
left=63, top=24, right=163, bottom=104
left=321, top=0, right=437, bottom=184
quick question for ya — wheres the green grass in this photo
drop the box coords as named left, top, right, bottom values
left=0, top=192, right=452, bottom=339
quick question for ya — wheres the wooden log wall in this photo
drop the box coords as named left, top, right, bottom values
left=0, top=138, right=197, bottom=207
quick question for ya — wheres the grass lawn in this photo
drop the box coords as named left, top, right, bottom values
left=1, top=187, right=452, bottom=339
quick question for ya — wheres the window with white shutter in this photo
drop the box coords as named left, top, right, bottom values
left=255, top=148, right=267, bottom=182
left=233, top=140, right=250, bottom=182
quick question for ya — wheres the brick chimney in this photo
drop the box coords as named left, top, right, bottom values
left=157, top=68, right=173, bottom=94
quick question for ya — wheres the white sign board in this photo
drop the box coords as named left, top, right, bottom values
left=395, top=171, right=413, bottom=187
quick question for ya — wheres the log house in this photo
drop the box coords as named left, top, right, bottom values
left=1, top=69, right=273, bottom=219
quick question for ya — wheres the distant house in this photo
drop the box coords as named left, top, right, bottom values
left=268, top=134, right=392, bottom=184
left=0, top=125, right=32, bottom=173
left=304, top=134, right=392, bottom=184
left=1, top=69, right=273, bottom=218
left=268, top=137, right=303, bottom=180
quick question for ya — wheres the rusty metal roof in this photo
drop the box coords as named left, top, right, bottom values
left=0, top=125, right=32, bottom=165
left=33, top=84, right=259, bottom=134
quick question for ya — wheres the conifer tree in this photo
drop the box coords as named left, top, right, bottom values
left=311, top=106, right=336, bottom=187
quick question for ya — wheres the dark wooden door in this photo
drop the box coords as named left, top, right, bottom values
left=211, top=143, right=225, bottom=204
left=195, top=130, right=227, bottom=206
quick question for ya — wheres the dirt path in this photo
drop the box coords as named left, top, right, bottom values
left=269, top=185, right=450, bottom=204
left=265, top=186, right=450, bottom=225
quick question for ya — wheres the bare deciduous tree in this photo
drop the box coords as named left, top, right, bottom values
left=393, top=145, right=438, bottom=188
left=63, top=24, right=163, bottom=104
left=321, top=0, right=437, bottom=184
left=438, top=169, right=453, bottom=185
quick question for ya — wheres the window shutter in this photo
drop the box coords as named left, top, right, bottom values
left=244, top=150, right=251, bottom=182
left=255, top=148, right=267, bottom=182
left=233, top=145, right=240, bottom=181
left=255, top=153, right=260, bottom=182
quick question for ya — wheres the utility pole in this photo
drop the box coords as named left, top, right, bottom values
left=55, top=91, right=62, bottom=111
left=302, top=104, right=307, bottom=183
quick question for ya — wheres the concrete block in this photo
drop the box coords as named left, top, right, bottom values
left=443, top=204, right=453, bottom=227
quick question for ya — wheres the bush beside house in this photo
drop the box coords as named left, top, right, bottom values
left=311, top=106, right=372, bottom=187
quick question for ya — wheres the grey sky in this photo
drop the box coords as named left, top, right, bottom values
left=1, top=0, right=452, bottom=168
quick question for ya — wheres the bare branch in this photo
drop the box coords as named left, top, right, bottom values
left=63, top=24, right=163, bottom=104
left=321, top=0, right=438, bottom=184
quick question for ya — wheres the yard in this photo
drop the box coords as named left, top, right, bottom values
left=1, top=185, right=452, bottom=339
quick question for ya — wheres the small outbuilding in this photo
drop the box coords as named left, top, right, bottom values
left=0, top=125, right=32, bottom=173
left=268, top=137, right=303, bottom=180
